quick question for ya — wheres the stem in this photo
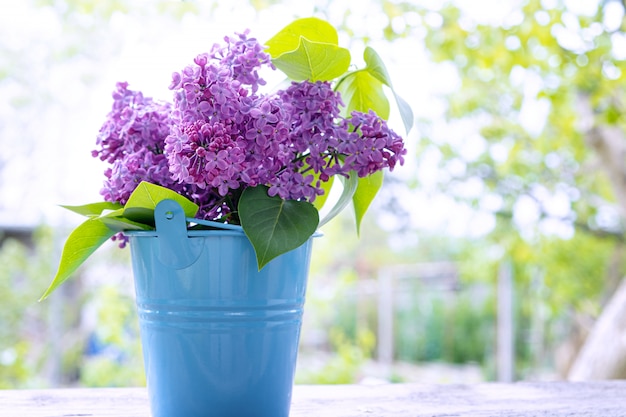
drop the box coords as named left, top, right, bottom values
left=224, top=188, right=243, bottom=224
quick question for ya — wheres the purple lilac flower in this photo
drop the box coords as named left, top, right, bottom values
left=212, top=30, right=274, bottom=92
left=95, top=30, right=407, bottom=227
left=94, top=82, right=176, bottom=205
left=165, top=32, right=296, bottom=204
left=277, top=81, right=406, bottom=186
left=342, top=110, right=407, bottom=177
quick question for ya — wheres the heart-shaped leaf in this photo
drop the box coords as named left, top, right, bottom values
left=265, top=17, right=340, bottom=58
left=40, top=218, right=116, bottom=301
left=272, top=37, right=351, bottom=82
left=124, top=181, right=199, bottom=224
left=238, top=185, right=319, bottom=269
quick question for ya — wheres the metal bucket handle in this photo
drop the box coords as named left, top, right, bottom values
left=154, top=199, right=205, bottom=269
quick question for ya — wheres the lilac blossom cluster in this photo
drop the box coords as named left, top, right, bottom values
left=93, top=31, right=406, bottom=224
left=94, top=82, right=178, bottom=205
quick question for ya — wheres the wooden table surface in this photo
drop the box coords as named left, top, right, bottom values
left=1, top=381, right=625, bottom=416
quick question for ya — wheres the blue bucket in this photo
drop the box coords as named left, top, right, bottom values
left=126, top=200, right=314, bottom=417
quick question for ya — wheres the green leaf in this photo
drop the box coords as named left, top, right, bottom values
left=40, top=218, right=116, bottom=301
left=363, top=46, right=393, bottom=86
left=61, top=201, right=123, bottom=217
left=353, top=171, right=383, bottom=235
left=124, top=181, right=199, bottom=224
left=318, top=171, right=359, bottom=228
left=272, top=37, right=351, bottom=82
left=265, top=17, right=340, bottom=58
left=305, top=162, right=334, bottom=212
left=238, top=185, right=319, bottom=269
left=99, top=209, right=153, bottom=231
left=363, top=47, right=414, bottom=134
left=393, top=93, right=415, bottom=136
left=335, top=70, right=390, bottom=119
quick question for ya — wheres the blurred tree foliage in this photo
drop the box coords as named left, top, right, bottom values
left=80, top=285, right=145, bottom=387
left=321, top=0, right=626, bottom=376
left=395, top=290, right=496, bottom=365
left=409, top=0, right=626, bottom=317
left=0, top=232, right=46, bottom=388
left=0, top=228, right=68, bottom=388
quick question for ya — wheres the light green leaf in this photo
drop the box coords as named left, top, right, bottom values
left=313, top=175, right=334, bottom=212
left=124, top=181, right=199, bottom=224
left=238, top=185, right=319, bottom=269
left=335, top=70, right=390, bottom=119
left=393, top=93, right=415, bottom=136
left=318, top=171, right=359, bottom=228
left=363, top=47, right=414, bottom=134
left=99, top=209, right=153, bottom=231
left=265, top=17, right=340, bottom=58
left=272, top=37, right=351, bottom=82
left=61, top=201, right=123, bottom=217
left=363, top=46, right=393, bottom=86
left=353, top=171, right=384, bottom=235
left=40, top=218, right=116, bottom=301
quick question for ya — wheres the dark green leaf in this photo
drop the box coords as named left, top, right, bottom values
left=40, top=218, right=116, bottom=301
left=238, top=185, right=319, bottom=269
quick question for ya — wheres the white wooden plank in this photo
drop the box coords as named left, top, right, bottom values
left=1, top=382, right=625, bottom=416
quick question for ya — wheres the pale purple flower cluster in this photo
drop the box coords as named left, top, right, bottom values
left=94, top=82, right=177, bottom=205
left=93, top=31, right=406, bottom=224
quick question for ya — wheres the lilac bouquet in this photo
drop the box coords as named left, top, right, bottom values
left=42, top=18, right=413, bottom=300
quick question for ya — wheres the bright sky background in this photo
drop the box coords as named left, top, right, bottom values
left=0, top=0, right=429, bottom=231
left=0, top=0, right=601, bottom=239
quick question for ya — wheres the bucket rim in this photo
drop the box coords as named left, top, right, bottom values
left=123, top=214, right=323, bottom=238
left=124, top=215, right=246, bottom=237
left=124, top=228, right=246, bottom=238
left=124, top=228, right=323, bottom=238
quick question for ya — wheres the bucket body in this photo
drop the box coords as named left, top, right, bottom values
left=126, top=200, right=313, bottom=417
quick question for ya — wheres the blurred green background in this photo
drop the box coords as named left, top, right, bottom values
left=2, top=0, right=626, bottom=388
